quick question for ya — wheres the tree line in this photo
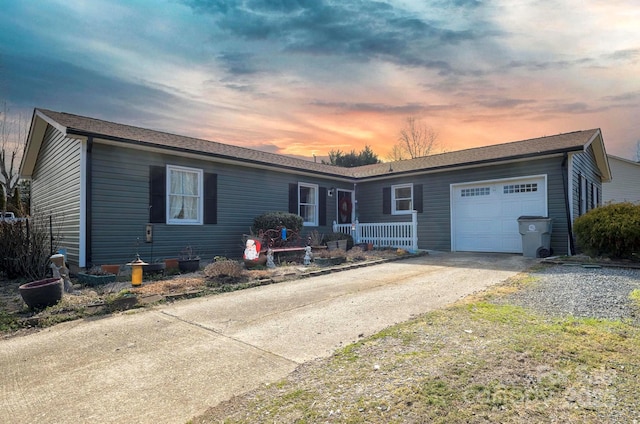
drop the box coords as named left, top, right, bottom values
left=324, top=116, right=441, bottom=167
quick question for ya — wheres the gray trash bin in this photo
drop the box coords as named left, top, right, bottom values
left=518, top=216, right=553, bottom=258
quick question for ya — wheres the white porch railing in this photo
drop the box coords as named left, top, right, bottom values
left=332, top=210, right=418, bottom=252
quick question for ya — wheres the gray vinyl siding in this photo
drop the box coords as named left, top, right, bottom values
left=30, top=125, right=82, bottom=265
left=357, top=156, right=570, bottom=255
left=570, top=146, right=604, bottom=254
left=88, top=142, right=345, bottom=265
left=571, top=145, right=602, bottom=220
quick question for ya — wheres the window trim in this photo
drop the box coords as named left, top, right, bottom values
left=392, top=183, right=413, bottom=215
left=166, top=164, right=204, bottom=225
left=298, top=182, right=319, bottom=226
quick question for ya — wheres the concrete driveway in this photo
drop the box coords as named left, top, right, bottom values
left=0, top=252, right=534, bottom=424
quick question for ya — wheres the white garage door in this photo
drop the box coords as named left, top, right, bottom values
left=451, top=176, right=547, bottom=253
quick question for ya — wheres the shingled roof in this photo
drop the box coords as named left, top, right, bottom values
left=350, top=128, right=604, bottom=178
left=34, top=109, right=354, bottom=178
left=25, top=109, right=606, bottom=181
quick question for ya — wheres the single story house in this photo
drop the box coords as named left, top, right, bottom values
left=602, top=155, right=640, bottom=204
left=20, top=109, right=611, bottom=269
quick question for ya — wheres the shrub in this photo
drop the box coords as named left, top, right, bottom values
left=203, top=258, right=247, bottom=283
left=346, top=246, right=367, bottom=261
left=252, top=211, right=303, bottom=234
left=0, top=213, right=60, bottom=280
left=573, top=202, right=640, bottom=259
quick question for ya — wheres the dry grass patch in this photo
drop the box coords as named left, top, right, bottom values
left=190, top=274, right=640, bottom=424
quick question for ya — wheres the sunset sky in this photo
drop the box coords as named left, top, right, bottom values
left=1, top=0, right=639, bottom=161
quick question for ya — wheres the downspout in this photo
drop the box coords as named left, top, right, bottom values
left=86, top=136, right=93, bottom=266
left=561, top=153, right=575, bottom=255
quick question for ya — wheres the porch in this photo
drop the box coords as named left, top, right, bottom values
left=332, top=210, right=418, bottom=252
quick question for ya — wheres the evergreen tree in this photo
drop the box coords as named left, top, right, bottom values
left=323, top=145, right=381, bottom=167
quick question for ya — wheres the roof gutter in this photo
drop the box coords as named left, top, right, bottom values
left=355, top=148, right=584, bottom=182
left=66, top=128, right=354, bottom=181
left=66, top=127, right=588, bottom=183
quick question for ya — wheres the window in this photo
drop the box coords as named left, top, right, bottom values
left=298, top=183, right=318, bottom=226
left=461, top=187, right=490, bottom=197
left=503, top=183, right=538, bottom=194
left=167, top=165, right=203, bottom=224
left=392, top=183, right=413, bottom=214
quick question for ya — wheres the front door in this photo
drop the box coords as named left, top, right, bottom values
left=336, top=190, right=354, bottom=224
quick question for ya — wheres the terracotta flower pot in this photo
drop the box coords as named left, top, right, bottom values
left=100, top=264, right=120, bottom=275
left=19, top=278, right=64, bottom=309
left=164, top=258, right=179, bottom=271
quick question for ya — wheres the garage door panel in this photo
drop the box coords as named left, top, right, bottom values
left=453, top=176, right=547, bottom=253
left=501, top=235, right=522, bottom=252
left=500, top=219, right=519, bottom=233
left=458, top=219, right=500, bottom=233
left=457, top=234, right=504, bottom=252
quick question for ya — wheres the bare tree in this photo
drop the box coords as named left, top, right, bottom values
left=1, top=102, right=28, bottom=213
left=388, top=116, right=440, bottom=161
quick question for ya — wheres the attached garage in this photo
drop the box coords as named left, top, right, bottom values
left=451, top=175, right=547, bottom=253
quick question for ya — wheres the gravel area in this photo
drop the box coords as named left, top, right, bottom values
left=503, top=263, right=640, bottom=323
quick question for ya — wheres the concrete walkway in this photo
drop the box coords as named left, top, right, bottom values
left=0, top=252, right=534, bottom=424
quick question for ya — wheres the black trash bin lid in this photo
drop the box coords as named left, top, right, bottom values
left=518, top=216, right=549, bottom=220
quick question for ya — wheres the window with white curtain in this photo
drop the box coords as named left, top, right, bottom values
left=167, top=165, right=203, bottom=224
left=299, top=183, right=318, bottom=226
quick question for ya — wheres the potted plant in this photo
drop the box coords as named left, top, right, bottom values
left=325, top=232, right=353, bottom=251
left=142, top=260, right=166, bottom=276
left=77, top=266, right=118, bottom=286
left=307, top=230, right=327, bottom=251
left=178, top=246, right=200, bottom=272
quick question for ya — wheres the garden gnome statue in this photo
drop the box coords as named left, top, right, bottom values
left=303, top=245, right=312, bottom=266
left=50, top=253, right=73, bottom=293
left=266, top=248, right=275, bottom=269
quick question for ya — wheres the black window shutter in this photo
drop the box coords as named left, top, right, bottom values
left=319, top=187, right=327, bottom=226
left=383, top=187, right=391, bottom=215
left=149, top=166, right=166, bottom=223
left=578, top=173, right=583, bottom=216
left=289, top=183, right=298, bottom=214
left=414, top=184, right=423, bottom=213
left=204, top=173, right=217, bottom=224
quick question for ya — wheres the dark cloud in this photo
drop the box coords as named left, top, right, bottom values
left=217, top=52, right=261, bottom=75
left=476, top=97, right=536, bottom=109
left=505, top=57, right=595, bottom=72
left=181, top=0, right=494, bottom=73
left=601, top=91, right=640, bottom=103
left=542, top=101, right=610, bottom=115
left=222, top=83, right=255, bottom=92
left=310, top=100, right=449, bottom=115
left=604, top=48, right=640, bottom=62
left=1, top=52, right=189, bottom=128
